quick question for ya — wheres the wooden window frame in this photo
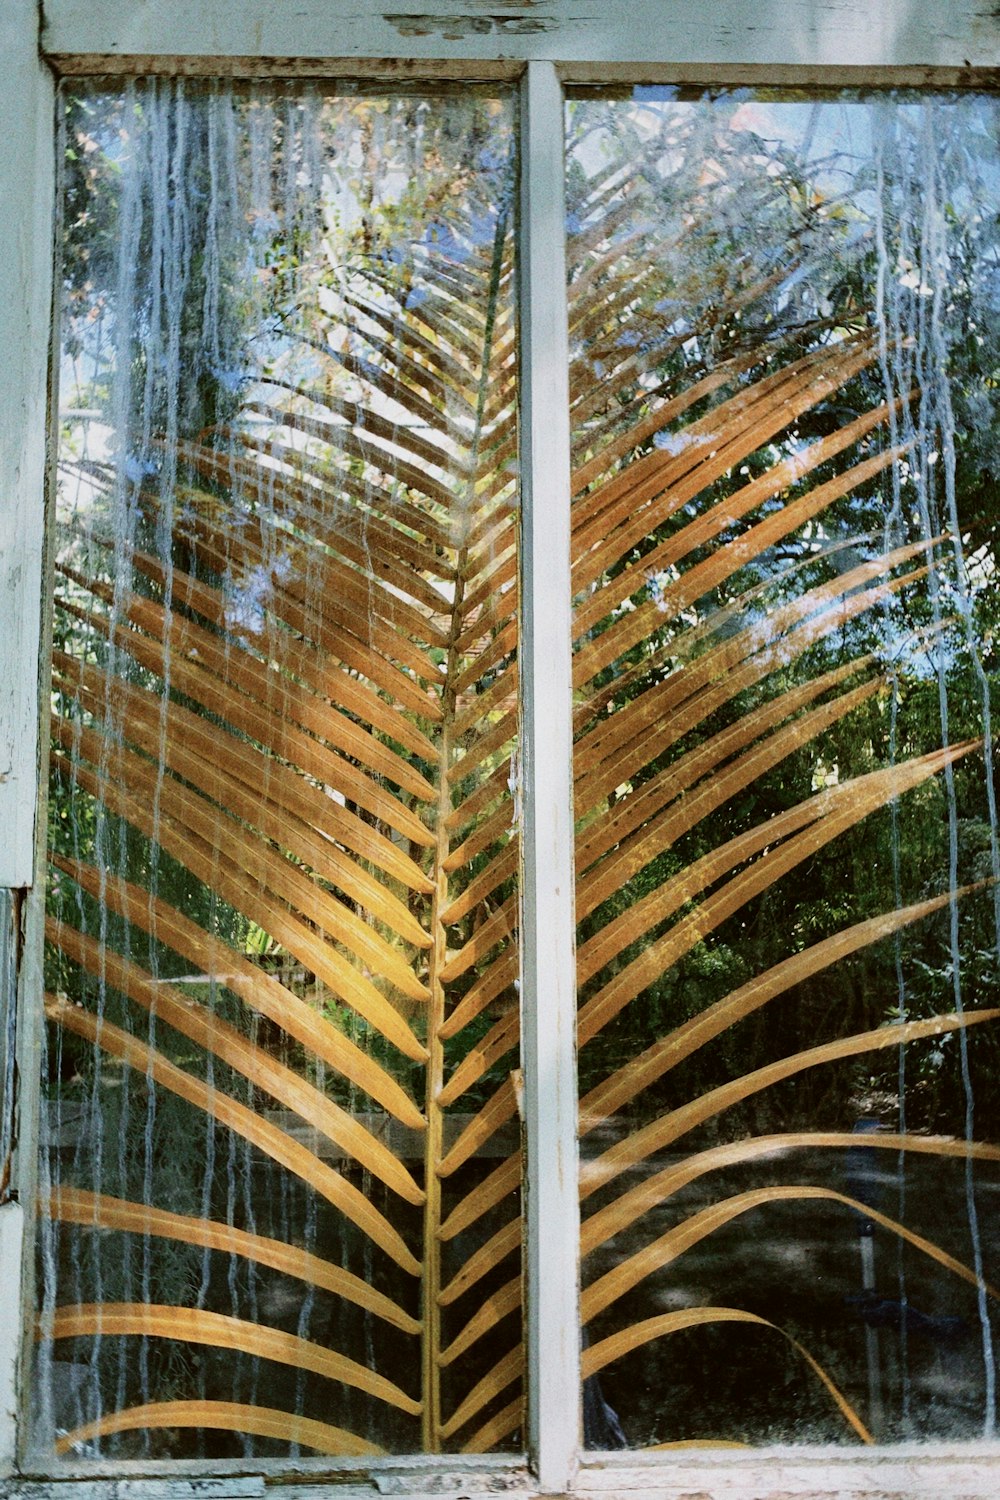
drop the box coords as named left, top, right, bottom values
left=2, top=3, right=1000, bottom=1496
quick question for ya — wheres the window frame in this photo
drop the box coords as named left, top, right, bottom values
left=3, top=3, right=1000, bottom=1496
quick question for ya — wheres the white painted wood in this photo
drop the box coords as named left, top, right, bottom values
left=9, top=1453, right=1000, bottom=1500
left=0, top=889, right=17, bottom=1177
left=4, top=4, right=999, bottom=1496
left=573, top=1450, right=1000, bottom=1497
left=12, top=883, right=53, bottom=1471
left=517, top=59, right=580, bottom=1497
left=40, top=0, right=1000, bottom=71
left=9, top=1483, right=266, bottom=1499
left=0, top=1202, right=24, bottom=1469
left=0, top=889, right=19, bottom=1462
left=24, top=1456, right=529, bottom=1486
left=0, top=0, right=55, bottom=888
left=0, top=12, right=56, bottom=1475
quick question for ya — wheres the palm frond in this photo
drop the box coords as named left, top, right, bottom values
left=46, top=87, right=522, bottom=1458
left=567, top=92, right=1000, bottom=1447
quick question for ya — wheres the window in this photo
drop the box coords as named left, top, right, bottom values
left=567, top=84, right=1000, bottom=1450
left=3, top=5, right=1000, bottom=1498
left=46, top=77, right=522, bottom=1463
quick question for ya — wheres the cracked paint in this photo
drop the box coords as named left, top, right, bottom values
left=386, top=13, right=554, bottom=38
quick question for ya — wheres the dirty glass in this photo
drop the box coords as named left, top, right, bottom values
left=569, top=89, right=1000, bottom=1446
left=40, top=80, right=521, bottom=1461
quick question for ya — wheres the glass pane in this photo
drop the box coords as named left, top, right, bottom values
left=568, top=89, right=1000, bottom=1446
left=40, top=80, right=520, bottom=1461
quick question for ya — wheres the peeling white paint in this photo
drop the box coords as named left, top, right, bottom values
left=4, top=1, right=1000, bottom=1495
left=0, top=0, right=54, bottom=886
left=518, top=59, right=580, bottom=1499
left=388, top=14, right=554, bottom=40
left=0, top=1201, right=24, bottom=1468
left=39, top=0, right=1000, bottom=69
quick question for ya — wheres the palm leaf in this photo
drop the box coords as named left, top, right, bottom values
left=581, top=1184, right=1000, bottom=1324
left=45, top=993, right=420, bottom=1273
left=581, top=1130, right=1000, bottom=1258
left=581, top=1308, right=873, bottom=1445
left=46, top=83, right=1000, bottom=1458
left=46, top=1187, right=420, bottom=1331
left=566, top=94, right=1000, bottom=1446
left=50, top=854, right=425, bottom=1127
left=55, top=1403, right=384, bottom=1459
left=46, top=88, right=523, bottom=1457
left=46, top=1305, right=420, bottom=1414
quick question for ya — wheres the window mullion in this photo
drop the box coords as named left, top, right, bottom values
left=0, top=0, right=54, bottom=888
left=0, top=0, right=55, bottom=1473
left=518, top=58, right=580, bottom=1494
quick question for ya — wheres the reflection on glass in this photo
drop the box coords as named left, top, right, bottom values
left=42, top=82, right=520, bottom=1461
left=569, top=90, right=1000, bottom=1446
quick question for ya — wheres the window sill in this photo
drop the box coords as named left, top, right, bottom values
left=6, top=1447, right=1000, bottom=1500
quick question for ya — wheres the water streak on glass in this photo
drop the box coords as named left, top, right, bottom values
left=567, top=89, right=1000, bottom=1447
left=41, top=80, right=521, bottom=1461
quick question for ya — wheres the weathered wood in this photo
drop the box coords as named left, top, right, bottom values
left=0, top=1, right=53, bottom=1472
left=5, top=1453, right=532, bottom=1497
left=9, top=8, right=1000, bottom=1495
left=6, top=1439, right=1000, bottom=1499
left=0, top=0, right=54, bottom=887
left=6, top=1456, right=1000, bottom=1500
left=0, top=1202, right=24, bottom=1467
left=5, top=1478, right=534, bottom=1500
left=563, top=60, right=1000, bottom=89
left=9, top=1481, right=267, bottom=1498
left=0, top=890, right=16, bottom=1189
left=39, top=0, right=1000, bottom=71
left=573, top=1451, right=1000, bottom=1497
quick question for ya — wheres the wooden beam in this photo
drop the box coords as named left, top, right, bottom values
left=0, top=891, right=16, bottom=1196
left=41, top=0, right=1000, bottom=72
left=0, top=0, right=54, bottom=887
left=0, top=1203, right=22, bottom=1469
left=0, top=901, right=25, bottom=1470
left=6, top=1457, right=532, bottom=1492
left=518, top=59, right=580, bottom=1495
left=571, top=1452, right=1000, bottom=1497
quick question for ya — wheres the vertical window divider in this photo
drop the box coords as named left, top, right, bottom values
left=517, top=59, right=581, bottom=1494
left=0, top=0, right=54, bottom=890
left=0, top=0, right=55, bottom=1472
